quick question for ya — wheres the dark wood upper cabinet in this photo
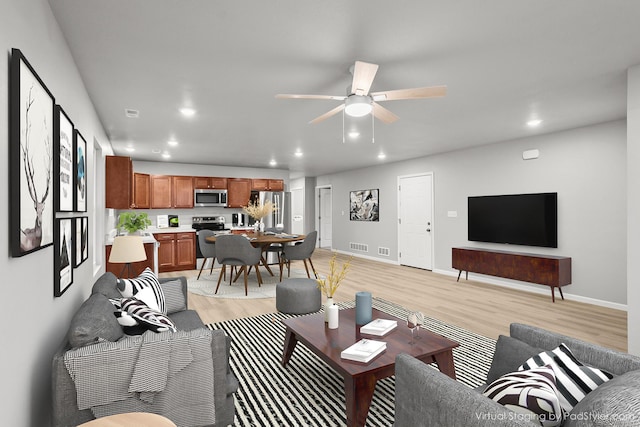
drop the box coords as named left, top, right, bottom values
left=173, top=175, right=194, bottom=208
left=251, top=178, right=284, bottom=191
left=150, top=175, right=172, bottom=208
left=105, top=156, right=133, bottom=209
left=227, top=178, right=252, bottom=208
left=133, top=173, right=150, bottom=209
left=194, top=176, right=228, bottom=189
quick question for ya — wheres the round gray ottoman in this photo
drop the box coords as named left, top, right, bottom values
left=276, top=278, right=322, bottom=314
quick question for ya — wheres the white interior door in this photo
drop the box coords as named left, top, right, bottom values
left=290, top=188, right=304, bottom=235
left=398, top=174, right=433, bottom=270
left=319, top=187, right=332, bottom=248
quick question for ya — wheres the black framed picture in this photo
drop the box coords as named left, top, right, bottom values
left=74, top=130, right=87, bottom=212
left=350, top=189, right=379, bottom=221
left=55, top=217, right=73, bottom=297
left=74, top=216, right=89, bottom=267
left=54, top=105, right=74, bottom=212
left=10, top=48, right=55, bottom=257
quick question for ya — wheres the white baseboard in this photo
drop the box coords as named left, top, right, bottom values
left=433, top=268, right=627, bottom=312
left=332, top=249, right=400, bottom=265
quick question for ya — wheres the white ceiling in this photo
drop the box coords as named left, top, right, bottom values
left=48, top=0, right=640, bottom=177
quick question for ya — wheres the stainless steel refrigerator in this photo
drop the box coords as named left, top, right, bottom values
left=250, top=190, right=291, bottom=263
left=249, top=191, right=291, bottom=231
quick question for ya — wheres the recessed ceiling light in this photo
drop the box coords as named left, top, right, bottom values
left=348, top=131, right=360, bottom=138
left=294, top=149, right=303, bottom=157
left=162, top=152, right=171, bottom=159
left=180, top=107, right=196, bottom=117
left=269, top=159, right=277, bottom=166
left=167, top=139, right=179, bottom=146
left=377, top=153, right=386, bottom=159
left=125, top=147, right=135, bottom=152
left=151, top=148, right=161, bottom=154
left=527, top=119, right=542, bottom=127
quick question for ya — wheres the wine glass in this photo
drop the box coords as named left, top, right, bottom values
left=407, top=312, right=418, bottom=345
left=413, top=311, right=424, bottom=340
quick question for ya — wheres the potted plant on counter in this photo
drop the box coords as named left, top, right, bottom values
left=117, top=211, right=152, bottom=235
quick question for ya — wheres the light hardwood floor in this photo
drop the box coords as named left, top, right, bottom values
left=161, top=248, right=627, bottom=352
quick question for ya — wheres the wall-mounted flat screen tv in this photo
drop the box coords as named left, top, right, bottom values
left=468, top=192, right=558, bottom=248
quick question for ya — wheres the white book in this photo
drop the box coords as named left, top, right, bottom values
left=360, top=318, right=398, bottom=336
left=341, top=339, right=386, bottom=363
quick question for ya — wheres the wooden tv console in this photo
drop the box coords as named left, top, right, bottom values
left=452, top=247, right=571, bottom=302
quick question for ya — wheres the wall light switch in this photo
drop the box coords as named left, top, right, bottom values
left=341, top=210, right=345, bottom=216
left=447, top=211, right=458, bottom=218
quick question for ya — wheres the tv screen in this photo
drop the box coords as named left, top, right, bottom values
left=468, top=192, right=558, bottom=248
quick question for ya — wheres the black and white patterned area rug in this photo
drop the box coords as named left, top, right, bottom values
left=207, top=298, right=496, bottom=426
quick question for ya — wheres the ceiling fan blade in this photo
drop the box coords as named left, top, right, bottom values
left=276, top=94, right=346, bottom=100
left=371, top=85, right=447, bottom=101
left=351, top=61, right=379, bottom=96
left=372, top=102, right=399, bottom=124
left=309, top=104, right=345, bottom=125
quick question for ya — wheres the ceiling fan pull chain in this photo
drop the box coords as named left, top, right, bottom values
left=342, top=109, right=346, bottom=143
left=371, top=110, right=375, bottom=143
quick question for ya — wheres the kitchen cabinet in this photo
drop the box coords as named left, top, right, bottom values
left=132, top=173, right=150, bottom=209
left=151, top=175, right=172, bottom=208
left=106, top=155, right=133, bottom=209
left=154, top=232, right=196, bottom=272
left=251, top=178, right=284, bottom=191
left=173, top=176, right=194, bottom=208
left=151, top=175, right=194, bottom=208
left=194, top=176, right=228, bottom=189
left=105, top=242, right=155, bottom=278
left=227, top=178, right=252, bottom=208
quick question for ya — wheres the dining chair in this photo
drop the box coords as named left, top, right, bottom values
left=215, top=234, right=263, bottom=296
left=197, top=230, right=217, bottom=280
left=279, top=230, right=318, bottom=281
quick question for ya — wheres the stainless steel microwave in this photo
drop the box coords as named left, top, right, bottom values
left=194, top=189, right=228, bottom=207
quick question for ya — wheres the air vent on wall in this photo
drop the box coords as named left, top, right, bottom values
left=378, top=247, right=390, bottom=256
left=349, top=242, right=368, bottom=252
left=124, top=108, right=139, bottom=118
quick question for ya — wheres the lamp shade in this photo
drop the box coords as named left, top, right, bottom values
left=109, top=236, right=147, bottom=263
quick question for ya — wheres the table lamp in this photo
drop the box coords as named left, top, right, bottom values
left=109, top=235, right=147, bottom=278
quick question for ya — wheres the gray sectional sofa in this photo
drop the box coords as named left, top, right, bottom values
left=395, top=323, right=640, bottom=427
left=51, top=272, right=237, bottom=427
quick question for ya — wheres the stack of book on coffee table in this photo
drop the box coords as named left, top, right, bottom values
left=340, top=339, right=386, bottom=363
left=360, top=318, right=398, bottom=336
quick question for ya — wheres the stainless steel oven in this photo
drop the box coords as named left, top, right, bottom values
left=194, top=189, right=227, bottom=207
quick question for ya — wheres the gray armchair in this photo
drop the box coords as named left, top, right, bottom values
left=394, top=323, right=640, bottom=427
left=51, top=272, right=237, bottom=427
left=215, top=234, right=263, bottom=296
left=279, top=230, right=318, bottom=280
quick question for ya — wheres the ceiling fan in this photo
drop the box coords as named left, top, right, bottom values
left=276, top=60, right=446, bottom=125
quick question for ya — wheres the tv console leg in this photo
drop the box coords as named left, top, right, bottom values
left=456, top=270, right=462, bottom=282
left=558, top=286, right=565, bottom=300
left=551, top=287, right=556, bottom=303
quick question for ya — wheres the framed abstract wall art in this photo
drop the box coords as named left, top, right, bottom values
left=10, top=48, right=55, bottom=257
left=55, top=217, right=73, bottom=297
left=349, top=189, right=379, bottom=221
left=74, top=130, right=87, bottom=212
left=74, top=216, right=89, bottom=267
left=54, top=105, right=74, bottom=212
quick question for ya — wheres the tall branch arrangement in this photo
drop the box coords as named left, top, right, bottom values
left=243, top=200, right=276, bottom=221
left=315, top=252, right=353, bottom=298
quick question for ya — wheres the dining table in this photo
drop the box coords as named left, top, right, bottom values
left=205, top=232, right=305, bottom=277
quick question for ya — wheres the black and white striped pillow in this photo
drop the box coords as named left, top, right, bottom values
left=117, top=267, right=166, bottom=314
left=121, top=297, right=177, bottom=333
left=518, top=343, right=613, bottom=413
left=483, top=366, right=564, bottom=426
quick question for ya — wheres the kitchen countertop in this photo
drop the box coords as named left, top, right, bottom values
left=146, top=226, right=197, bottom=234
left=105, top=233, right=159, bottom=246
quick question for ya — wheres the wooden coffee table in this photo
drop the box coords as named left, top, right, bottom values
left=281, top=307, right=459, bottom=427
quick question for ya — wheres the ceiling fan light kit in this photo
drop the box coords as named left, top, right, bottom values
left=344, top=95, right=372, bottom=117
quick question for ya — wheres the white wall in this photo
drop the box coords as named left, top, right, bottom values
left=0, top=1, right=111, bottom=425
left=317, top=120, right=627, bottom=306
left=628, top=65, right=640, bottom=355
